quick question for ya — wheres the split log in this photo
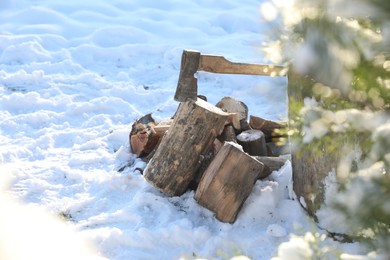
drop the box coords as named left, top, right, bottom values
left=216, top=96, right=248, bottom=120
left=249, top=115, right=287, bottom=142
left=143, top=98, right=229, bottom=196
left=236, top=129, right=267, bottom=156
left=129, top=114, right=159, bottom=157
left=216, top=97, right=250, bottom=132
left=188, top=145, right=215, bottom=191
left=140, top=119, right=173, bottom=162
left=252, top=156, right=288, bottom=179
left=226, top=113, right=241, bottom=130
left=195, top=142, right=264, bottom=223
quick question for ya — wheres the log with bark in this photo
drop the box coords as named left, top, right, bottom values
left=217, top=125, right=237, bottom=144
left=142, top=119, right=173, bottom=162
left=249, top=115, right=287, bottom=142
left=236, top=129, right=267, bottom=156
left=143, top=98, right=229, bottom=196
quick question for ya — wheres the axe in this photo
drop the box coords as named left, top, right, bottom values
left=174, top=50, right=286, bottom=102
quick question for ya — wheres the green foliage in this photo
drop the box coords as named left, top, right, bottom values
left=263, top=0, right=390, bottom=258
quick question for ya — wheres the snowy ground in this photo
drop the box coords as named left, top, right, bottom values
left=0, top=1, right=339, bottom=259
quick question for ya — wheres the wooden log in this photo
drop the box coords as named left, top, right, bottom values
left=195, top=142, right=264, bottom=223
left=153, top=119, right=172, bottom=136
left=226, top=113, right=241, bottom=130
left=249, top=115, right=287, bottom=142
left=188, top=145, right=215, bottom=191
left=252, top=156, right=288, bottom=179
left=217, top=125, right=237, bottom=144
left=129, top=114, right=159, bottom=157
left=143, top=98, right=229, bottom=196
left=141, top=119, right=173, bottom=162
left=266, top=142, right=289, bottom=157
left=236, top=129, right=267, bottom=156
left=216, top=97, right=248, bottom=126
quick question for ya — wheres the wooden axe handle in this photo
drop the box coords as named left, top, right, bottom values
left=199, top=55, right=285, bottom=76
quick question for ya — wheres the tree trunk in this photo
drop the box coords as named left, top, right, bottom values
left=288, top=70, right=339, bottom=218
left=236, top=129, right=267, bottom=156
left=143, top=98, right=228, bottom=196
left=195, top=142, right=264, bottom=223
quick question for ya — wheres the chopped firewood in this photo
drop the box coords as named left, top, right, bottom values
left=195, top=142, right=264, bottom=223
left=216, top=97, right=250, bottom=134
left=216, top=97, right=248, bottom=121
left=129, top=114, right=160, bottom=157
left=249, top=115, right=287, bottom=142
left=140, top=119, right=173, bottom=162
left=236, top=129, right=267, bottom=156
left=225, top=113, right=241, bottom=130
left=154, top=119, right=173, bottom=136
left=217, top=125, right=237, bottom=144
left=144, top=98, right=229, bottom=196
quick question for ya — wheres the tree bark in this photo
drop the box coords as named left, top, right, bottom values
left=143, top=98, right=228, bottom=196
left=217, top=125, right=237, bottom=144
left=195, top=142, right=264, bottom=223
left=288, top=70, right=339, bottom=218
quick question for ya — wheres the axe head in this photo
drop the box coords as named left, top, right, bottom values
left=174, top=50, right=201, bottom=102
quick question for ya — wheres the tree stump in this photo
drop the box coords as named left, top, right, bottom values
left=236, top=129, right=267, bottom=156
left=143, top=98, right=229, bottom=196
left=195, top=142, right=264, bottom=223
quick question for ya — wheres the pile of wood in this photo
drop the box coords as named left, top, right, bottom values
left=129, top=96, right=288, bottom=223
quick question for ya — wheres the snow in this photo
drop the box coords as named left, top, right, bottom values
left=236, top=129, right=265, bottom=142
left=0, top=0, right=343, bottom=259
